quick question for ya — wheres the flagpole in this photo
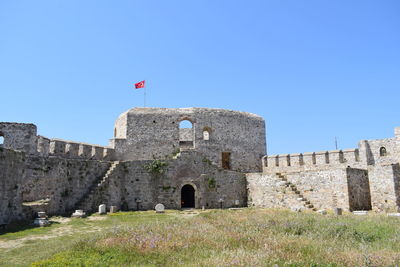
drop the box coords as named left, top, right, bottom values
left=144, top=85, right=146, bottom=107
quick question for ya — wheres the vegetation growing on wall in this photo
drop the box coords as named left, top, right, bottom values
left=202, top=157, right=212, bottom=165
left=170, top=148, right=181, bottom=159
left=207, top=177, right=216, bottom=189
left=144, top=160, right=168, bottom=174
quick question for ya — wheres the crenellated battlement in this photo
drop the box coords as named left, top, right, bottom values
left=37, top=137, right=114, bottom=160
left=262, top=148, right=361, bottom=172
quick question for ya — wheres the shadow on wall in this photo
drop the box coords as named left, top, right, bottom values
left=365, top=141, right=375, bottom=165
left=346, top=168, right=372, bottom=211
left=392, top=163, right=400, bottom=212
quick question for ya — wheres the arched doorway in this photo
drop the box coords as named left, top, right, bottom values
left=181, top=184, right=195, bottom=208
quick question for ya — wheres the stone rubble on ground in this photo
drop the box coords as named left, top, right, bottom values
left=317, top=210, right=327, bottom=215
left=33, top=211, right=50, bottom=227
left=72, top=210, right=86, bottom=218
left=352, top=210, right=368, bottom=215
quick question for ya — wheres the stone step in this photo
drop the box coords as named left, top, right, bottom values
left=75, top=161, right=120, bottom=213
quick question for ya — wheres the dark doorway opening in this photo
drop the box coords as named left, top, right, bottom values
left=222, top=152, right=231, bottom=169
left=181, top=184, right=195, bottom=208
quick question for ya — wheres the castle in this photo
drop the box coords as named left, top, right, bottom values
left=0, top=107, right=399, bottom=223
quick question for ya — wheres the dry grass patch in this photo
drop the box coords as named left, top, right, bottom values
left=28, top=208, right=400, bottom=266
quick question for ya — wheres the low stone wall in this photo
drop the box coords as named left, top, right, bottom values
left=0, top=148, right=25, bottom=223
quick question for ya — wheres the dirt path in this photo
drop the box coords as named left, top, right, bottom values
left=0, top=216, right=105, bottom=250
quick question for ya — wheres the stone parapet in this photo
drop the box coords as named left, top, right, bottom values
left=263, top=148, right=361, bottom=173
left=46, top=139, right=114, bottom=160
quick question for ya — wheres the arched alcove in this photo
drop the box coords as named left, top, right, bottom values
left=203, top=127, right=211, bottom=141
left=380, top=147, right=387, bottom=157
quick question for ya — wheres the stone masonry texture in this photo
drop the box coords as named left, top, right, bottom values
left=1, top=107, right=400, bottom=223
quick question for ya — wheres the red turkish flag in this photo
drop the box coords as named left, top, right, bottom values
left=134, top=80, right=145, bottom=89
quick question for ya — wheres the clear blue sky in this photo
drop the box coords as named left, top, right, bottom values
left=1, top=1, right=399, bottom=155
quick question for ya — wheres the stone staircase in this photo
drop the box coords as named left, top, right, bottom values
left=276, top=173, right=317, bottom=211
left=75, top=161, right=120, bottom=212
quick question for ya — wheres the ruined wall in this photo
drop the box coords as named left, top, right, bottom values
left=21, top=155, right=111, bottom=216
left=0, top=123, right=37, bottom=154
left=0, top=148, right=25, bottom=223
left=112, top=107, right=266, bottom=172
left=82, top=151, right=247, bottom=212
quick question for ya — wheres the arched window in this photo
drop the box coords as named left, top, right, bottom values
left=380, top=147, right=387, bottom=157
left=179, top=119, right=194, bottom=148
left=203, top=127, right=211, bottom=141
left=114, top=128, right=117, bottom=137
left=0, top=132, right=4, bottom=146
left=179, top=120, right=192, bottom=129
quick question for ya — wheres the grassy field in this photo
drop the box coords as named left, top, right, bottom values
left=1, top=208, right=400, bottom=266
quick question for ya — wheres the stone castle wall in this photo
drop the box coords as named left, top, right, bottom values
left=80, top=151, right=247, bottom=212
left=1, top=108, right=400, bottom=220
left=263, top=148, right=362, bottom=173
left=0, top=123, right=38, bottom=154
left=0, top=148, right=25, bottom=223
left=247, top=167, right=373, bottom=212
left=367, top=164, right=400, bottom=212
left=0, top=122, right=115, bottom=160
left=111, top=107, right=266, bottom=172
left=250, top=127, right=400, bottom=212
left=21, top=156, right=111, bottom=216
